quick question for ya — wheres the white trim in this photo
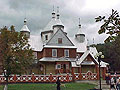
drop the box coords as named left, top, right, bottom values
left=39, top=57, right=75, bottom=62
left=56, top=64, right=61, bottom=69
left=76, top=50, right=98, bottom=65
left=52, top=49, right=57, bottom=57
left=44, top=45, right=76, bottom=49
left=64, top=49, right=69, bottom=57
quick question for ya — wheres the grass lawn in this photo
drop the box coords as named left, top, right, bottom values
left=0, top=83, right=96, bottom=90
left=0, top=85, right=4, bottom=90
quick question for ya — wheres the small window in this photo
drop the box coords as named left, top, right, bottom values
left=52, top=49, right=57, bottom=57
left=58, top=38, right=62, bottom=44
left=56, top=64, right=61, bottom=69
left=64, top=49, right=69, bottom=57
left=33, top=52, right=37, bottom=59
left=45, top=35, right=48, bottom=40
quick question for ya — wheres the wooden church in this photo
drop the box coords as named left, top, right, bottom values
left=0, top=8, right=109, bottom=80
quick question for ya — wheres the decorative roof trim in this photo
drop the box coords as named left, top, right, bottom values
left=46, top=29, right=75, bottom=46
left=39, top=57, right=75, bottom=62
left=44, top=45, right=77, bottom=49
left=76, top=50, right=98, bottom=65
left=41, top=30, right=53, bottom=35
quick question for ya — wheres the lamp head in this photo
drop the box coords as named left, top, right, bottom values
left=101, top=55, right=104, bottom=59
left=99, top=52, right=102, bottom=56
left=4, top=70, right=7, bottom=73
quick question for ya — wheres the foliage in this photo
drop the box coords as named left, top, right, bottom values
left=0, top=26, right=34, bottom=77
left=92, top=39, right=120, bottom=71
left=95, top=9, right=120, bottom=72
left=95, top=9, right=120, bottom=43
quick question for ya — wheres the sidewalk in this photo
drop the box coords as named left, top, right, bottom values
left=76, top=80, right=110, bottom=90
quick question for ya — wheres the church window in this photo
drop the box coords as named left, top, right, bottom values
left=58, top=38, right=62, bottom=44
left=64, top=49, right=69, bottom=57
left=45, top=35, right=48, bottom=40
left=52, top=49, right=57, bottom=57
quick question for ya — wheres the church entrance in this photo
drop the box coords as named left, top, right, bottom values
left=63, top=64, right=66, bottom=73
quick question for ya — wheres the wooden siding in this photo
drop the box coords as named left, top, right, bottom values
left=43, top=48, right=76, bottom=58
left=45, top=62, right=55, bottom=74
left=37, top=51, right=43, bottom=59
left=81, top=65, right=96, bottom=73
left=47, top=29, right=74, bottom=46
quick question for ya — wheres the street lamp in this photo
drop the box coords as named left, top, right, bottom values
left=4, top=69, right=7, bottom=82
left=4, top=69, right=8, bottom=90
left=95, top=52, right=104, bottom=90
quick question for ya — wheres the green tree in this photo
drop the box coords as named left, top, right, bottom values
left=0, top=26, right=34, bottom=89
left=95, top=9, right=120, bottom=71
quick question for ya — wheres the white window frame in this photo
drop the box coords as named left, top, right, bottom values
left=52, top=49, right=57, bottom=57
left=56, top=64, right=61, bottom=69
left=45, top=35, right=48, bottom=40
left=64, top=49, right=69, bottom=57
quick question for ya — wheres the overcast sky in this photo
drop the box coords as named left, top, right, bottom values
left=0, top=0, right=120, bottom=44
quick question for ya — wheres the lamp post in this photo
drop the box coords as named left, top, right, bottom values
left=95, top=52, right=104, bottom=90
left=4, top=69, right=8, bottom=90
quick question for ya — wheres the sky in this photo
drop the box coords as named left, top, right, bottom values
left=0, top=0, right=120, bottom=44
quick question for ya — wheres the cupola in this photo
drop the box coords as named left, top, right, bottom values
left=20, top=18, right=30, bottom=38
left=53, top=7, right=64, bottom=34
left=75, top=18, right=85, bottom=43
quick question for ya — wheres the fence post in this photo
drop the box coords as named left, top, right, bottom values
left=66, top=73, right=69, bottom=82
left=13, top=75, right=17, bottom=83
left=32, top=73, right=35, bottom=83
left=72, top=67, right=75, bottom=81
left=79, top=67, right=82, bottom=80
left=96, top=65, right=99, bottom=80
left=103, top=67, right=107, bottom=80
left=49, top=73, right=53, bottom=83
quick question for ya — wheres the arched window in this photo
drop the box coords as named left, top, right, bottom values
left=64, top=49, right=69, bottom=57
left=52, top=49, right=57, bottom=57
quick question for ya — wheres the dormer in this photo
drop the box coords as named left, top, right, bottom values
left=41, top=30, right=53, bottom=44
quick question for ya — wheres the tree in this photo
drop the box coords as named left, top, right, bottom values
left=0, top=26, right=34, bottom=89
left=95, top=9, right=120, bottom=72
left=95, top=9, right=120, bottom=42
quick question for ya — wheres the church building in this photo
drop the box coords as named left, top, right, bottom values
left=0, top=8, right=109, bottom=80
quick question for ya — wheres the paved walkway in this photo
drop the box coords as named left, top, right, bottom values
left=76, top=80, right=110, bottom=90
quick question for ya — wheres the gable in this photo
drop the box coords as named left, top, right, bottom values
left=76, top=50, right=98, bottom=65
left=86, top=54, right=94, bottom=62
left=81, top=54, right=97, bottom=65
left=47, top=29, right=74, bottom=46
